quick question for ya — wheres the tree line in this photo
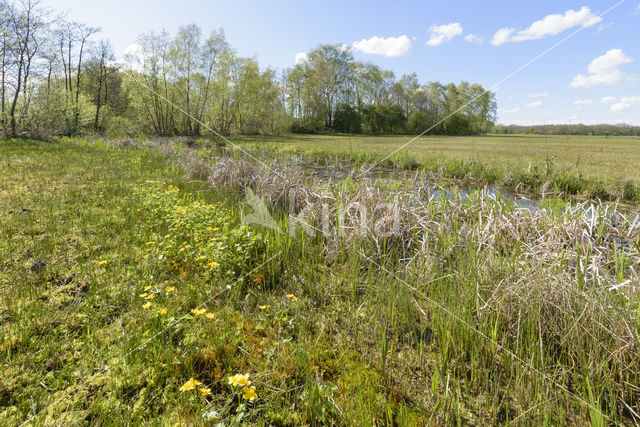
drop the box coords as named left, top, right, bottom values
left=0, top=0, right=497, bottom=138
left=495, top=123, right=640, bottom=137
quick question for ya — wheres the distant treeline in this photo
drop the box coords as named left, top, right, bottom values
left=0, top=0, right=497, bottom=138
left=495, top=123, right=640, bottom=136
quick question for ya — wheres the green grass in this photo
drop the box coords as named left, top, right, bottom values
left=1, top=138, right=638, bottom=425
left=232, top=133, right=640, bottom=200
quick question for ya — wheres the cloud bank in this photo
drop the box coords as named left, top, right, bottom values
left=492, top=7, right=601, bottom=45
left=427, top=23, right=463, bottom=46
left=610, top=96, right=640, bottom=112
left=352, top=35, right=412, bottom=57
left=570, top=49, right=633, bottom=88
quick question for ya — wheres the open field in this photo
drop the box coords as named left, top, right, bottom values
left=236, top=134, right=640, bottom=201
left=1, top=137, right=639, bottom=425
left=239, top=134, right=640, bottom=181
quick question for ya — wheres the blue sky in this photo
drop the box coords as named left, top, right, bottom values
left=44, top=0, right=640, bottom=125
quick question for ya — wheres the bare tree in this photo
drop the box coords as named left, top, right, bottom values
left=0, top=1, right=10, bottom=133
left=72, top=23, right=99, bottom=132
left=5, top=0, right=48, bottom=135
left=88, top=39, right=115, bottom=131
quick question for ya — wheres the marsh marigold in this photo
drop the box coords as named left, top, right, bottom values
left=242, top=386, right=258, bottom=401
left=179, top=378, right=201, bottom=392
left=228, top=373, right=250, bottom=387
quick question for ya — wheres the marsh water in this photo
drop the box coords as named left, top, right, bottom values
left=283, top=155, right=640, bottom=222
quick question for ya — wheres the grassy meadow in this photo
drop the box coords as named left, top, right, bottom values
left=236, top=133, right=640, bottom=201
left=1, top=137, right=639, bottom=425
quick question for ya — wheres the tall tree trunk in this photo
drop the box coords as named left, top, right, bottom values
left=94, top=62, right=104, bottom=131
left=73, top=39, right=86, bottom=132
left=1, top=38, right=6, bottom=132
left=9, top=55, right=23, bottom=136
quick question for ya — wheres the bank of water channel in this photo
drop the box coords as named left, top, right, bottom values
left=283, top=156, right=640, bottom=223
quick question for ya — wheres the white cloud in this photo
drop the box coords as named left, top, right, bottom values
left=588, top=49, right=632, bottom=75
left=574, top=99, right=594, bottom=105
left=491, top=28, right=514, bottom=46
left=636, top=3, right=640, bottom=14
left=529, top=92, right=548, bottom=98
left=570, top=49, right=633, bottom=88
left=597, top=22, right=613, bottom=33
left=351, top=35, right=412, bottom=57
left=464, top=34, right=483, bottom=44
left=525, top=101, right=543, bottom=108
left=498, top=107, right=520, bottom=113
left=294, top=52, right=308, bottom=65
left=601, top=96, right=616, bottom=104
left=124, top=43, right=142, bottom=58
left=427, top=23, right=463, bottom=46
left=122, top=43, right=145, bottom=71
left=491, top=7, right=601, bottom=45
left=610, top=96, right=640, bottom=112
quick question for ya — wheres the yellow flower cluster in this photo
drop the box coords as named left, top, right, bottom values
left=228, top=373, right=250, bottom=387
left=179, top=378, right=211, bottom=396
left=139, top=285, right=175, bottom=312
left=228, top=373, right=258, bottom=401
left=242, top=386, right=258, bottom=401
left=191, top=308, right=214, bottom=319
left=134, top=183, right=264, bottom=285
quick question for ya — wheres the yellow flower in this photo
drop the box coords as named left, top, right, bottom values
left=228, top=373, right=250, bottom=387
left=98, top=260, right=108, bottom=266
left=142, top=302, right=152, bottom=309
left=242, top=386, right=258, bottom=401
left=198, top=387, right=212, bottom=396
left=157, top=307, right=167, bottom=315
left=179, top=378, right=201, bottom=392
left=208, top=261, right=219, bottom=270
left=139, top=293, right=148, bottom=298
left=145, top=294, right=155, bottom=300
left=286, top=294, right=298, bottom=302
left=146, top=241, right=156, bottom=245
left=167, top=286, right=175, bottom=292
left=205, top=312, right=214, bottom=319
left=191, top=308, right=207, bottom=316
left=144, top=285, right=153, bottom=291
left=258, top=305, right=270, bottom=310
